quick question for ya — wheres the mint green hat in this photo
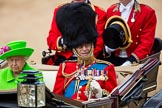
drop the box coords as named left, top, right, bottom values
left=0, top=40, right=34, bottom=60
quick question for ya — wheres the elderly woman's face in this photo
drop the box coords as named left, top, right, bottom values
left=7, top=56, right=26, bottom=74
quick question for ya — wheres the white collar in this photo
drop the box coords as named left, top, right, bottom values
left=119, top=0, right=134, bottom=12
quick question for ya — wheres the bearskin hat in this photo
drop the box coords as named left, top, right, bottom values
left=103, top=16, right=132, bottom=50
left=56, top=2, right=98, bottom=50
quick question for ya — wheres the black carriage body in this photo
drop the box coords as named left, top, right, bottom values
left=113, top=58, right=161, bottom=108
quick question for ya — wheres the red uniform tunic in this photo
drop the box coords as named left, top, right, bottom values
left=53, top=60, right=117, bottom=101
left=47, top=3, right=106, bottom=60
left=106, top=2, right=157, bottom=62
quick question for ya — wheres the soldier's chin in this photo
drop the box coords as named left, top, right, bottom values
left=80, top=55, right=89, bottom=60
left=80, top=53, right=88, bottom=57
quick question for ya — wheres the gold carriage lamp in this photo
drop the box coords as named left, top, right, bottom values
left=17, top=70, right=45, bottom=108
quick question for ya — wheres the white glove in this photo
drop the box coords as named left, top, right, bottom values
left=121, top=60, right=132, bottom=66
left=104, top=46, right=117, bottom=57
left=90, top=80, right=102, bottom=98
left=105, top=45, right=116, bottom=53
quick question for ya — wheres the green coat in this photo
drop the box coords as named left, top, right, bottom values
left=0, top=63, right=43, bottom=91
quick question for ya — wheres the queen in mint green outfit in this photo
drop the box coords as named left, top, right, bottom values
left=0, top=40, right=43, bottom=91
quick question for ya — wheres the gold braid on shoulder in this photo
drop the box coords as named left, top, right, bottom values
left=61, top=62, right=78, bottom=89
left=61, top=62, right=78, bottom=78
left=96, top=59, right=112, bottom=65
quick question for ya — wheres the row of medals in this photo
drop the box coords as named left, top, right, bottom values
left=75, top=69, right=108, bottom=81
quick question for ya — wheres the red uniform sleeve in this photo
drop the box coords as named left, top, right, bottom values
left=93, top=5, right=107, bottom=57
left=47, top=6, right=62, bottom=51
left=104, top=64, right=117, bottom=93
left=53, top=63, right=64, bottom=95
left=131, top=8, right=157, bottom=60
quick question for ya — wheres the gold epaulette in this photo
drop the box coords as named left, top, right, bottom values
left=96, top=59, right=112, bottom=65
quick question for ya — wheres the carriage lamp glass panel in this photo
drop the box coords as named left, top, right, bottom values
left=17, top=70, right=45, bottom=107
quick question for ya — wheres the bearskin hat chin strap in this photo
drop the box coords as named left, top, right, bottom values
left=72, top=44, right=95, bottom=66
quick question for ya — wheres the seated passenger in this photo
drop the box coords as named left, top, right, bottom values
left=53, top=3, right=117, bottom=101
left=0, top=40, right=43, bottom=91
left=46, top=0, right=106, bottom=66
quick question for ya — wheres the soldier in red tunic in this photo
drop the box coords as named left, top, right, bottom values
left=53, top=3, right=117, bottom=101
left=102, top=0, right=157, bottom=66
left=46, top=0, right=106, bottom=65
